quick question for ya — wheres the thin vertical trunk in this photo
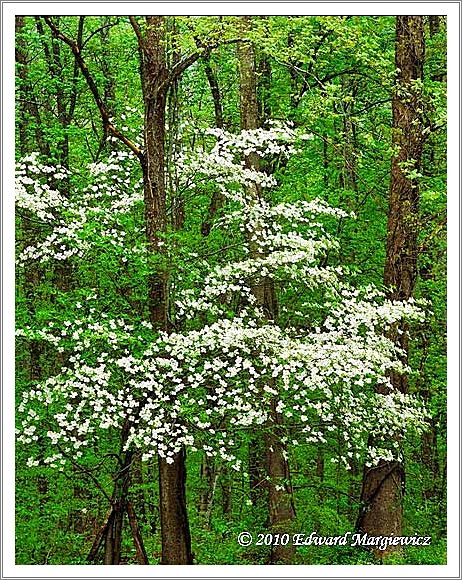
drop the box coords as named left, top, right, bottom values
left=198, top=456, right=213, bottom=514
left=315, top=447, right=325, bottom=502
left=266, top=402, right=296, bottom=564
left=16, top=17, right=51, bottom=157
left=126, top=501, right=149, bottom=564
left=87, top=422, right=148, bottom=565
left=88, top=457, right=149, bottom=565
left=167, top=21, right=185, bottom=232
left=357, top=16, right=425, bottom=555
left=220, top=468, right=232, bottom=516
left=429, top=15, right=440, bottom=37
left=200, top=56, right=225, bottom=237
left=104, top=425, right=132, bottom=565
left=341, top=78, right=359, bottom=196
left=257, top=54, right=272, bottom=124
left=322, top=137, right=329, bottom=189
left=99, top=16, right=117, bottom=156
left=237, top=16, right=295, bottom=563
left=204, top=57, right=224, bottom=129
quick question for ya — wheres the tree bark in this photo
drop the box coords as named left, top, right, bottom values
left=139, top=16, right=193, bottom=564
left=87, top=420, right=149, bottom=565
left=200, top=56, right=225, bottom=237
left=237, top=16, right=296, bottom=563
left=158, top=450, right=193, bottom=564
left=357, top=16, right=425, bottom=556
left=127, top=501, right=149, bottom=564
left=204, top=56, right=224, bottom=129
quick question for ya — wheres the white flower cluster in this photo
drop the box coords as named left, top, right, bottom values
left=173, top=125, right=354, bottom=318
left=15, top=153, right=70, bottom=222
left=16, top=150, right=143, bottom=264
left=17, top=293, right=426, bottom=471
left=16, top=124, right=428, bottom=474
left=177, top=123, right=310, bottom=205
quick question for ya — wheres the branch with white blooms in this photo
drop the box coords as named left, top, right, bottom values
left=16, top=123, right=428, bottom=475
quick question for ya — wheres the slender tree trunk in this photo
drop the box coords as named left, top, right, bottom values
left=341, top=77, right=359, bottom=196
left=220, top=468, right=232, bottom=517
left=266, top=402, right=296, bottom=563
left=16, top=17, right=51, bottom=157
left=429, top=15, right=440, bottom=37
left=87, top=421, right=148, bottom=565
left=89, top=452, right=149, bottom=565
left=103, top=452, right=133, bottom=565
left=204, top=56, right=224, bottom=129
left=357, top=16, right=425, bottom=555
left=237, top=16, right=296, bottom=563
left=257, top=53, right=272, bottom=124
left=201, top=55, right=225, bottom=237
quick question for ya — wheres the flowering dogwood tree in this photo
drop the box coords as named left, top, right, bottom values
left=16, top=124, right=427, bottom=517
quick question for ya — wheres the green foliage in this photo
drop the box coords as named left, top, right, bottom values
left=15, top=15, right=446, bottom=566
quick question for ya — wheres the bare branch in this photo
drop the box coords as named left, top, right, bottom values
left=169, top=37, right=248, bottom=83
left=128, top=15, right=143, bottom=47
left=81, top=21, right=117, bottom=50
left=43, top=16, right=143, bottom=161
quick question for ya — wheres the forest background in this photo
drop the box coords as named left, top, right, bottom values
left=1, top=5, right=457, bottom=571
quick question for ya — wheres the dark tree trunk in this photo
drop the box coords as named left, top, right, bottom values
left=357, top=16, right=425, bottom=555
left=127, top=501, right=149, bottom=564
left=88, top=420, right=149, bottom=565
left=141, top=18, right=168, bottom=328
left=200, top=56, right=225, bottom=237
left=204, top=57, right=224, bottom=129
left=158, top=450, right=193, bottom=564
left=429, top=15, right=440, bottom=37
left=99, top=17, right=117, bottom=156
left=341, top=77, right=359, bottom=196
left=140, top=16, right=192, bottom=564
left=16, top=17, right=51, bottom=157
left=198, top=456, right=216, bottom=527
left=237, top=16, right=296, bottom=563
left=266, top=402, right=296, bottom=563
left=257, top=53, right=272, bottom=123
left=316, top=448, right=325, bottom=481
left=104, top=448, right=134, bottom=565
left=220, top=469, right=232, bottom=516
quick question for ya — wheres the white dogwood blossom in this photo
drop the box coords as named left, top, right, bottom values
left=16, top=124, right=428, bottom=473
left=16, top=150, right=144, bottom=264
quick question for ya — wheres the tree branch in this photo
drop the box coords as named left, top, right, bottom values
left=67, top=16, right=85, bottom=122
left=81, top=21, right=117, bottom=50
left=43, top=16, right=143, bottom=161
left=128, top=15, right=143, bottom=47
left=169, top=37, right=249, bottom=84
